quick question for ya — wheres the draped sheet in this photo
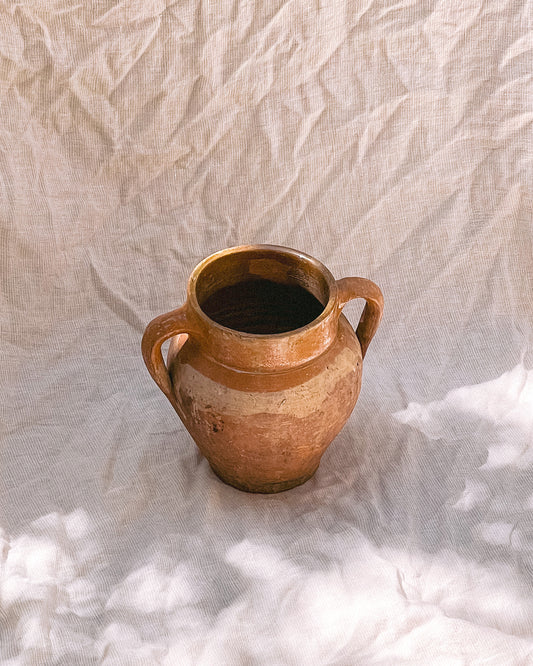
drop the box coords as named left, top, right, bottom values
left=1, top=0, right=533, bottom=663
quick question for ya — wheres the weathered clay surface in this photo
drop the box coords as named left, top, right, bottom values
left=142, top=245, right=383, bottom=493
left=169, top=316, right=361, bottom=492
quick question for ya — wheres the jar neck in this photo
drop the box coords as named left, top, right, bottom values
left=185, top=245, right=341, bottom=372
left=187, top=300, right=342, bottom=372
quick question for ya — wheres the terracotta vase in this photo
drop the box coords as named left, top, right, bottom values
left=141, top=245, right=383, bottom=493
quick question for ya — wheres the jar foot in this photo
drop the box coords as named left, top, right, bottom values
left=209, top=464, right=320, bottom=493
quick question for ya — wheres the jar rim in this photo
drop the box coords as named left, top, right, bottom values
left=186, top=244, right=339, bottom=339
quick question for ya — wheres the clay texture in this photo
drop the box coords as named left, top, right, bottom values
left=142, top=245, right=383, bottom=493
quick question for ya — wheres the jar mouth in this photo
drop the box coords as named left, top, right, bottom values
left=187, top=245, right=338, bottom=338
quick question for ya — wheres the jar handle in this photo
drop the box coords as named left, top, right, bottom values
left=336, top=277, right=384, bottom=359
left=141, top=305, right=196, bottom=411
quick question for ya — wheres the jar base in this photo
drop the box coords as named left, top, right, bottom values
left=209, top=464, right=320, bottom=494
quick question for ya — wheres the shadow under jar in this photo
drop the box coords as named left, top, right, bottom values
left=141, top=245, right=384, bottom=493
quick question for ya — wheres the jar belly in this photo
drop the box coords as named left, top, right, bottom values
left=168, top=317, right=362, bottom=493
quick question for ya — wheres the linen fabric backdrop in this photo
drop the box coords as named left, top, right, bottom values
left=2, top=0, right=533, bottom=663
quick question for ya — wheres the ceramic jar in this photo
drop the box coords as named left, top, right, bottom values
left=142, top=245, right=383, bottom=493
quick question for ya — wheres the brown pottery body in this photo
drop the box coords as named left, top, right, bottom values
left=142, top=245, right=383, bottom=493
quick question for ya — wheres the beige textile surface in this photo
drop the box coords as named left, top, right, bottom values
left=2, top=0, right=533, bottom=663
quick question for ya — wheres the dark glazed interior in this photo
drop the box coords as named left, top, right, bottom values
left=195, top=249, right=329, bottom=334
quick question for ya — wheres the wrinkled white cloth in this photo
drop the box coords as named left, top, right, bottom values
left=1, top=0, right=533, bottom=663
